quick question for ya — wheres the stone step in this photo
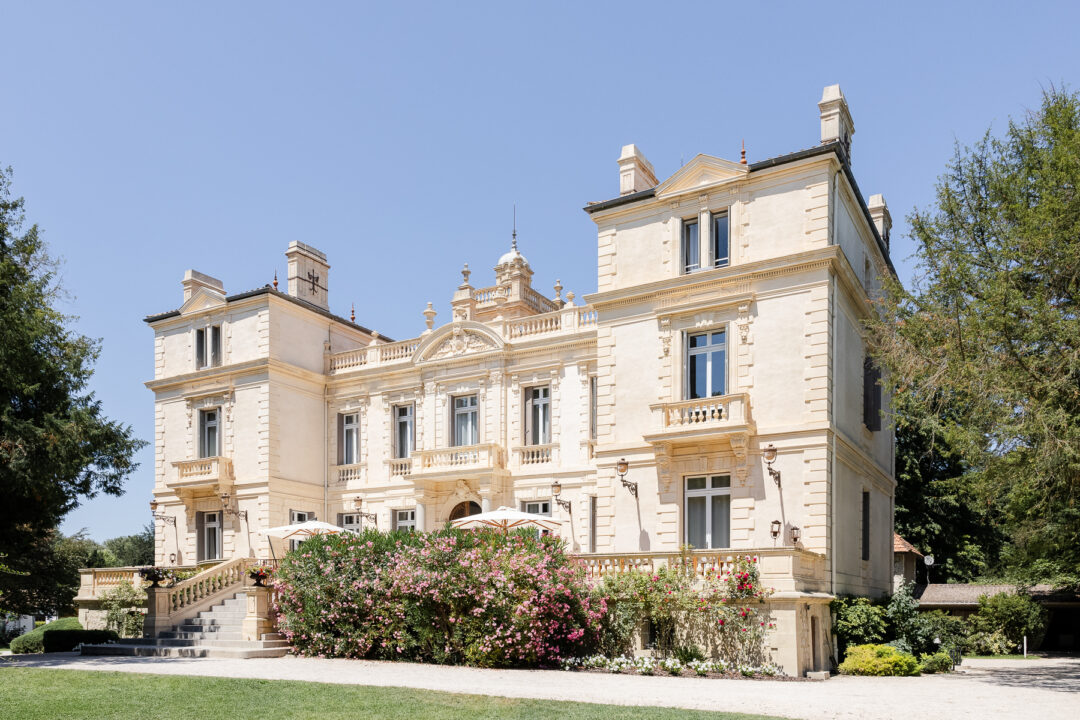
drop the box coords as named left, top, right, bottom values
left=180, top=618, right=244, bottom=628
left=159, top=630, right=244, bottom=641
left=107, top=638, right=290, bottom=649
left=197, top=610, right=247, bottom=620
left=80, top=644, right=289, bottom=659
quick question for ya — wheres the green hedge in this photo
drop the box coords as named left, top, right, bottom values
left=838, top=644, right=921, bottom=676
left=10, top=617, right=82, bottom=654
left=42, top=629, right=120, bottom=653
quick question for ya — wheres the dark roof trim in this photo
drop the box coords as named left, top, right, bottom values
left=143, top=286, right=389, bottom=341
left=583, top=140, right=896, bottom=278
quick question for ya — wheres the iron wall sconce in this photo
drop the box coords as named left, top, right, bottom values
left=770, top=519, right=782, bottom=539
left=551, top=481, right=572, bottom=512
left=149, top=500, right=176, bottom=526
left=219, top=492, right=248, bottom=521
left=351, top=497, right=378, bottom=527
left=616, top=458, right=637, bottom=497
left=763, top=444, right=781, bottom=486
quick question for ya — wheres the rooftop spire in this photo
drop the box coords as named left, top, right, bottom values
left=511, top=203, right=517, bottom=252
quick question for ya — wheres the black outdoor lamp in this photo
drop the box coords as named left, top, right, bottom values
left=551, top=481, right=571, bottom=512
left=763, top=444, right=781, bottom=486
left=219, top=491, right=248, bottom=521
left=616, top=458, right=637, bottom=497
left=770, top=520, right=782, bottom=540
left=790, top=526, right=802, bottom=544
left=351, top=497, right=378, bottom=527
left=149, top=500, right=176, bottom=526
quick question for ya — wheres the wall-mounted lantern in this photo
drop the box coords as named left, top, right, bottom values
left=616, top=457, right=637, bottom=497
left=551, top=481, right=572, bottom=512
left=149, top=500, right=176, bottom=526
left=351, top=497, right=378, bottom=527
left=770, top=519, right=782, bottom=540
left=790, top=526, right=802, bottom=544
left=763, top=444, right=781, bottom=486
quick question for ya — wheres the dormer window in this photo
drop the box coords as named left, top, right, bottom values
left=681, top=219, right=700, bottom=273
left=196, top=325, right=221, bottom=369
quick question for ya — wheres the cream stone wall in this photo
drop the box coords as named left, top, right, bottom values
left=143, top=85, right=896, bottom=676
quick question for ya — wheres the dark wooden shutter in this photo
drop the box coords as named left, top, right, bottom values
left=195, top=329, right=205, bottom=367
left=337, top=413, right=345, bottom=464
left=195, top=511, right=205, bottom=562
left=863, top=358, right=881, bottom=432
left=210, top=326, right=221, bottom=366
left=861, top=491, right=870, bottom=562
left=524, top=390, right=534, bottom=446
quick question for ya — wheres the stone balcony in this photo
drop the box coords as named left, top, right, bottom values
left=410, top=443, right=506, bottom=480
left=169, top=456, right=234, bottom=498
left=576, top=547, right=827, bottom=594
left=512, top=443, right=557, bottom=467
left=643, top=392, right=754, bottom=451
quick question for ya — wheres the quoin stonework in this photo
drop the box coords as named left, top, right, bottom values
left=135, top=85, right=894, bottom=676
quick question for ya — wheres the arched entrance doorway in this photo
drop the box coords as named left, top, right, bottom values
left=448, top=501, right=481, bottom=522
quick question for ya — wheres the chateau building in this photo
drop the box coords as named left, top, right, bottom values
left=141, top=85, right=894, bottom=674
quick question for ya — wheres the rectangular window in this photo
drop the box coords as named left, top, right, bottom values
left=195, top=325, right=222, bottom=369
left=861, top=491, right=870, bottom=562
left=684, top=476, right=731, bottom=549
left=338, top=413, right=359, bottom=465
left=588, top=495, right=597, bottom=553
left=863, top=357, right=882, bottom=431
left=394, top=405, right=414, bottom=459
left=687, top=331, right=727, bottom=399
left=712, top=212, right=729, bottom=267
left=290, top=510, right=312, bottom=551
left=589, top=376, right=598, bottom=441
left=394, top=509, right=416, bottom=532
left=341, top=513, right=362, bottom=534
left=452, top=395, right=478, bottom=446
left=682, top=219, right=700, bottom=273
left=203, top=511, right=221, bottom=561
left=524, top=386, right=551, bottom=445
left=523, top=500, right=552, bottom=539
left=199, top=409, right=219, bottom=458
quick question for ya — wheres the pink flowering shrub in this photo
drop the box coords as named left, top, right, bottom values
left=274, top=528, right=603, bottom=667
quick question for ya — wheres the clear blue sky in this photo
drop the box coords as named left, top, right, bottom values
left=2, top=1, right=1077, bottom=542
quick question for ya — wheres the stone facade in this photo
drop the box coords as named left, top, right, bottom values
left=143, top=85, right=895, bottom=676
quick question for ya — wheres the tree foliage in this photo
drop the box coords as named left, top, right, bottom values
left=103, top=524, right=155, bottom=567
left=0, top=165, right=145, bottom=614
left=869, top=88, right=1080, bottom=580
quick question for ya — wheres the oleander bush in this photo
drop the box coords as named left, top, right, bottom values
left=837, top=644, right=921, bottom=676
left=10, top=617, right=82, bottom=654
left=274, top=528, right=603, bottom=668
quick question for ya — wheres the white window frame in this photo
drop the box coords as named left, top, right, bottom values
left=525, top=385, right=551, bottom=446
left=685, top=330, right=728, bottom=399
left=711, top=211, right=730, bottom=268
left=341, top=513, right=362, bottom=534
left=394, top=509, right=416, bottom=532
left=341, top=412, right=360, bottom=465
left=204, top=511, right=222, bottom=561
left=289, top=510, right=312, bottom=551
left=683, top=475, right=731, bottom=550
left=394, top=404, right=414, bottom=459
left=681, top=217, right=700, bottom=273
left=195, top=324, right=222, bottom=370
left=199, top=408, right=219, bottom=458
left=452, top=394, right=479, bottom=447
left=522, top=500, right=552, bottom=539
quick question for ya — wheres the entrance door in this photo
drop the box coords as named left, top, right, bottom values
left=811, top=615, right=820, bottom=670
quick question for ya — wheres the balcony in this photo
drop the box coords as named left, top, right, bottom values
left=575, top=547, right=826, bottom=594
left=169, top=456, right=234, bottom=498
left=410, top=443, right=506, bottom=479
left=336, top=463, right=365, bottom=484
left=643, top=392, right=754, bottom=450
left=512, top=443, right=556, bottom=467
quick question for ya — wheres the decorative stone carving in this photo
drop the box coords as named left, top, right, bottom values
left=430, top=329, right=497, bottom=359
left=737, top=303, right=752, bottom=343
left=659, top=317, right=672, bottom=357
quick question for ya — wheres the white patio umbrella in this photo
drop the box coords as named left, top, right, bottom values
left=450, top=506, right=561, bottom=535
left=259, top=520, right=347, bottom=559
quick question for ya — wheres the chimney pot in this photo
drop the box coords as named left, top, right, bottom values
left=868, top=194, right=892, bottom=249
left=617, top=144, right=658, bottom=196
left=818, top=84, right=855, bottom=161
left=285, top=241, right=330, bottom=310
left=181, top=269, right=224, bottom=302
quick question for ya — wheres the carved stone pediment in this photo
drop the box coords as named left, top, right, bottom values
left=428, top=328, right=497, bottom=359
left=655, top=154, right=749, bottom=199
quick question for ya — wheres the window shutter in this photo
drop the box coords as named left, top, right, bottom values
left=195, top=512, right=205, bottom=562
left=210, top=326, right=221, bottom=366
left=861, top=491, right=871, bottom=561
left=336, top=513, right=343, bottom=527
left=863, top=358, right=881, bottom=432
left=195, top=329, right=205, bottom=368
left=337, top=414, right=345, bottom=464
left=523, top=390, right=533, bottom=445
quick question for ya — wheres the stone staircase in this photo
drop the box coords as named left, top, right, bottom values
left=81, top=592, right=289, bottom=659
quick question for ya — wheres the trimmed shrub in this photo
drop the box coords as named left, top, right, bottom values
left=275, top=528, right=603, bottom=667
left=42, top=629, right=119, bottom=653
left=832, top=596, right=886, bottom=657
left=10, top=617, right=82, bottom=654
left=919, top=651, right=953, bottom=674
left=967, top=591, right=1046, bottom=651
left=838, top=644, right=921, bottom=676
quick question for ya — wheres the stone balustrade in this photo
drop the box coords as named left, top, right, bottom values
left=145, top=556, right=254, bottom=637
left=388, top=458, right=412, bottom=477
left=513, top=443, right=556, bottom=466
left=169, top=456, right=234, bottom=495
left=74, top=567, right=148, bottom=602
left=336, top=463, right=364, bottom=484
left=575, top=547, right=827, bottom=594
left=411, top=443, right=506, bottom=474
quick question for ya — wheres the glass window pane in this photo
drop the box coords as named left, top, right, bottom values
left=689, top=333, right=706, bottom=348
left=711, top=476, right=731, bottom=489
left=683, top=221, right=699, bottom=270
left=206, top=425, right=217, bottom=457
left=711, top=349, right=726, bottom=396
left=711, top=495, right=730, bottom=548
left=713, top=214, right=729, bottom=267
left=711, top=331, right=724, bottom=344
left=686, top=477, right=706, bottom=491
left=690, top=353, right=706, bottom=399
left=687, top=497, right=706, bottom=549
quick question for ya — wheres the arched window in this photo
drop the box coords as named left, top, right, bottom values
left=448, top=501, right=481, bottom=522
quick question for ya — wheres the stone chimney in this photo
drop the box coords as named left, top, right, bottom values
left=285, top=241, right=330, bottom=310
left=617, top=144, right=658, bottom=196
left=868, top=194, right=892, bottom=249
left=818, top=85, right=855, bottom=161
left=181, top=269, right=224, bottom=302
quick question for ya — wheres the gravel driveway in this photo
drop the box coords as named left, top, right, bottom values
left=4, top=653, right=1078, bottom=719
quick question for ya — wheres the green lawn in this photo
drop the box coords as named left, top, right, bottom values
left=0, top=668, right=787, bottom=720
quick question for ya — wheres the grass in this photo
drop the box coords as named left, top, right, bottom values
left=0, top=668, right=789, bottom=720
left=962, top=653, right=1043, bottom=660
